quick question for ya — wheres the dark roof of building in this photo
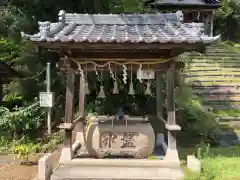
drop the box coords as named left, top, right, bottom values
left=22, top=10, right=220, bottom=45
left=0, top=0, right=5, bottom=6
left=144, top=0, right=221, bottom=10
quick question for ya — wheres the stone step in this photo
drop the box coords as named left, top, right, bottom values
left=191, top=85, right=239, bottom=89
left=203, top=101, right=240, bottom=106
left=219, top=132, right=240, bottom=147
left=51, top=159, right=184, bottom=180
left=189, top=81, right=240, bottom=87
left=189, top=59, right=240, bottom=63
left=206, top=47, right=234, bottom=50
left=199, top=95, right=240, bottom=101
left=188, top=67, right=240, bottom=72
left=190, top=61, right=240, bottom=65
left=208, top=105, right=240, bottom=110
left=189, top=55, right=240, bottom=59
left=189, top=63, right=240, bottom=67
left=185, top=74, right=240, bottom=78
left=189, top=60, right=240, bottom=64
left=194, top=91, right=239, bottom=96
left=186, top=77, right=240, bottom=81
left=184, top=69, right=240, bottom=74
left=217, top=117, right=240, bottom=121
left=220, top=132, right=240, bottom=139
left=198, top=47, right=235, bottom=51
left=203, top=99, right=240, bottom=103
left=191, top=87, right=240, bottom=94
left=190, top=64, right=240, bottom=68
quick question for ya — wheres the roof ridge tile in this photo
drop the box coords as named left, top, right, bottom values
left=21, top=10, right=220, bottom=44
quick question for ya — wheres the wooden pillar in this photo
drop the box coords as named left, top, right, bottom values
left=60, top=66, right=75, bottom=162
left=79, top=78, right=85, bottom=116
left=204, top=12, right=212, bottom=36
left=210, top=11, right=214, bottom=37
left=156, top=71, right=164, bottom=118
left=75, top=77, right=86, bottom=145
left=166, top=65, right=176, bottom=149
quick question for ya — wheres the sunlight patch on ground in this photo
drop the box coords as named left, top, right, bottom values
left=181, top=145, right=240, bottom=180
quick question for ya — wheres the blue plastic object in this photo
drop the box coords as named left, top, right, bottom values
left=118, top=108, right=125, bottom=121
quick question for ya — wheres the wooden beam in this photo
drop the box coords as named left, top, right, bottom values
left=35, top=41, right=206, bottom=52
left=62, top=50, right=173, bottom=59
left=58, top=60, right=174, bottom=72
left=63, top=58, right=170, bottom=61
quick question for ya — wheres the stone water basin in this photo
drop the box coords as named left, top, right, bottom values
left=85, top=116, right=155, bottom=159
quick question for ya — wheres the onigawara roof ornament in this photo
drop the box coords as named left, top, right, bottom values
left=21, top=10, right=220, bottom=46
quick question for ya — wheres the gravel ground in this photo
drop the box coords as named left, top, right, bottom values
left=0, top=150, right=61, bottom=180
left=0, top=162, right=38, bottom=180
left=0, top=127, right=76, bottom=180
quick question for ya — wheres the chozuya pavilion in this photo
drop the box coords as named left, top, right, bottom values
left=22, top=1, right=220, bottom=180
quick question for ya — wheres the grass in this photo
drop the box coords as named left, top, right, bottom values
left=180, top=145, right=240, bottom=180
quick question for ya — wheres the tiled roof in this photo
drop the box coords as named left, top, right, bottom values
left=22, top=10, right=220, bottom=44
left=144, top=0, right=220, bottom=7
left=0, top=0, right=5, bottom=6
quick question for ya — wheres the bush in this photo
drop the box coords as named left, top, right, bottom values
left=0, top=102, right=45, bottom=142
left=176, top=85, right=220, bottom=145
left=12, top=143, right=41, bottom=161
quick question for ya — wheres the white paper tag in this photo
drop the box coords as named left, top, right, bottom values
left=138, top=69, right=155, bottom=80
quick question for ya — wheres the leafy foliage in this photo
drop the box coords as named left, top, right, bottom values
left=0, top=37, right=22, bottom=61
left=12, top=143, right=41, bottom=161
left=176, top=85, right=220, bottom=144
left=215, top=0, right=240, bottom=41
left=0, top=102, right=45, bottom=142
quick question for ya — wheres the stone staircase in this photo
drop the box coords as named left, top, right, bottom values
left=184, top=43, right=240, bottom=146
left=184, top=43, right=240, bottom=120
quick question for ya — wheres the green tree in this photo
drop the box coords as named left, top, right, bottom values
left=215, top=0, right=240, bottom=41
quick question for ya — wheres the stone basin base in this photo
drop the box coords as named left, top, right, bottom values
left=51, top=158, right=184, bottom=180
